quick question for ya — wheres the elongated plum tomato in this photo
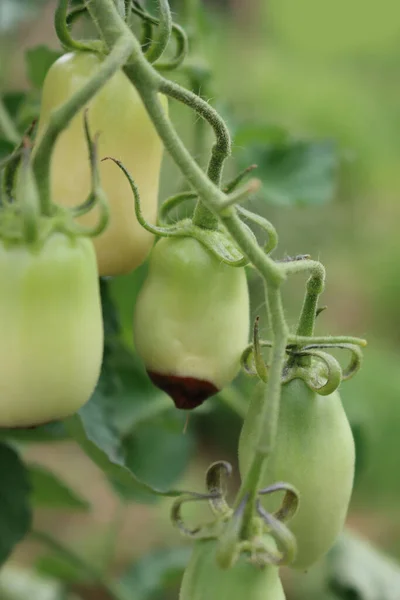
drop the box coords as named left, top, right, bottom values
left=133, top=236, right=250, bottom=409
left=0, top=234, right=103, bottom=428
left=180, top=538, right=286, bottom=600
left=36, top=52, right=168, bottom=276
left=239, top=378, right=355, bottom=570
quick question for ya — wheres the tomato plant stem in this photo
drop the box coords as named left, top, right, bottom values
left=145, top=0, right=173, bottom=63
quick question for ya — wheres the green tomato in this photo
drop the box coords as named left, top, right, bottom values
left=133, top=236, right=250, bottom=409
left=239, top=378, right=355, bottom=570
left=36, top=51, right=167, bottom=276
left=0, top=234, right=103, bottom=428
left=180, top=538, right=286, bottom=600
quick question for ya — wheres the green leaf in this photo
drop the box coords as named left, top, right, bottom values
left=28, top=465, right=90, bottom=511
left=0, top=443, right=32, bottom=566
left=234, top=124, right=339, bottom=207
left=65, top=410, right=184, bottom=500
left=25, top=46, right=62, bottom=89
left=120, top=413, right=195, bottom=503
left=327, top=531, right=400, bottom=600
left=120, top=547, right=191, bottom=600
left=2, top=92, right=27, bottom=121
left=0, top=138, right=14, bottom=161
left=35, top=554, right=85, bottom=584
left=0, top=422, right=68, bottom=443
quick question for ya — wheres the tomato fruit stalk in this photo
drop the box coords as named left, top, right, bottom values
left=36, top=51, right=168, bottom=276
left=0, top=233, right=103, bottom=428
left=179, top=538, right=286, bottom=600
left=239, top=377, right=355, bottom=570
left=133, top=236, right=250, bottom=409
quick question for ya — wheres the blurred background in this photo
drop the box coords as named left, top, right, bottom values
left=1, top=0, right=400, bottom=598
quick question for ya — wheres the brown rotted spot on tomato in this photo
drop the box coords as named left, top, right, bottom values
left=147, top=371, right=219, bottom=409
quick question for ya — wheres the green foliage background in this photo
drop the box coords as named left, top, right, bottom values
left=1, top=0, right=400, bottom=598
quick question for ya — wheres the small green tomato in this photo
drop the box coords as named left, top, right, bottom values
left=133, top=236, right=250, bottom=409
left=179, top=538, right=286, bottom=600
left=239, top=378, right=355, bottom=570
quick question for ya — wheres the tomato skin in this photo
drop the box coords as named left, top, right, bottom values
left=36, top=52, right=168, bottom=276
left=0, top=234, right=103, bottom=427
left=133, top=236, right=250, bottom=409
left=180, top=538, right=286, bottom=600
left=239, top=378, right=355, bottom=570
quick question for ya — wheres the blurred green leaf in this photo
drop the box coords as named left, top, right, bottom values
left=121, top=413, right=195, bottom=503
left=0, top=138, right=14, bottom=160
left=328, top=531, right=400, bottom=600
left=0, top=421, right=68, bottom=443
left=234, top=124, right=339, bottom=207
left=120, top=547, right=191, bottom=600
left=0, top=443, right=31, bottom=566
left=28, top=465, right=90, bottom=511
left=2, top=92, right=26, bottom=120
left=25, top=46, right=62, bottom=89
left=35, top=553, right=85, bottom=584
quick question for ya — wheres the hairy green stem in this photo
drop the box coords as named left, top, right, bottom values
left=31, top=529, right=130, bottom=600
left=282, top=259, right=325, bottom=366
left=33, top=34, right=134, bottom=215
left=157, top=77, right=230, bottom=228
left=0, top=98, right=20, bottom=145
left=145, top=0, right=172, bottom=63
left=233, top=284, right=288, bottom=536
left=55, top=0, right=103, bottom=52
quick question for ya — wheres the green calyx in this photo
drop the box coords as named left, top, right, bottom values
left=242, top=317, right=366, bottom=396
left=104, top=156, right=276, bottom=266
left=171, top=461, right=299, bottom=572
left=0, top=111, right=109, bottom=249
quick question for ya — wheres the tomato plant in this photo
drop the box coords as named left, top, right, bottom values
left=0, top=0, right=379, bottom=598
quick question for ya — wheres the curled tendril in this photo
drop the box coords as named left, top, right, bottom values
left=55, top=0, right=104, bottom=53
left=66, top=4, right=87, bottom=27
left=293, top=349, right=343, bottom=395
left=171, top=492, right=223, bottom=539
left=68, top=111, right=109, bottom=238
left=236, top=206, right=278, bottom=254
left=132, top=2, right=188, bottom=70
left=206, top=461, right=232, bottom=516
left=301, top=343, right=363, bottom=381
left=258, top=481, right=300, bottom=523
left=241, top=340, right=273, bottom=377
left=256, top=501, right=297, bottom=566
left=158, top=191, right=197, bottom=225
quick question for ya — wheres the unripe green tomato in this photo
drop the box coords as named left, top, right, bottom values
left=239, top=378, right=355, bottom=570
left=0, top=234, right=103, bottom=427
left=133, top=236, right=250, bottom=409
left=36, top=52, right=168, bottom=276
left=180, top=538, right=286, bottom=600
